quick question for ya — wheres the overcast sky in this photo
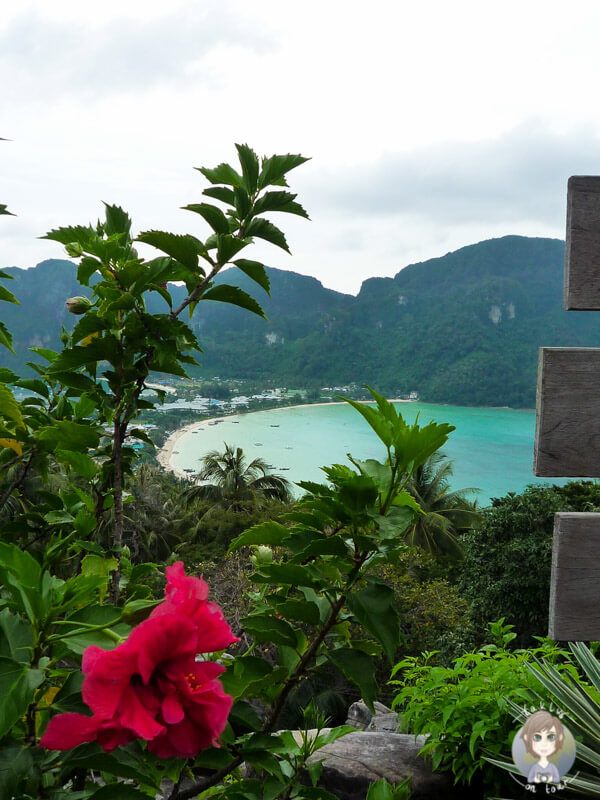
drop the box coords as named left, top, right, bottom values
left=2, top=0, right=600, bottom=294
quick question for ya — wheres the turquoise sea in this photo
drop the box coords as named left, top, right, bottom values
left=169, top=401, right=571, bottom=506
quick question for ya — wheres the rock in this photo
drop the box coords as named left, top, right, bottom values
left=288, top=729, right=460, bottom=800
left=345, top=699, right=392, bottom=730
left=366, top=712, right=402, bottom=732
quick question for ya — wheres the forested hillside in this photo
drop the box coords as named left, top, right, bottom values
left=3, top=235, right=599, bottom=406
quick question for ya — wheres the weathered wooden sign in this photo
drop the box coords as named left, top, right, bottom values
left=549, top=513, right=600, bottom=640
left=565, top=176, right=600, bottom=310
left=534, top=347, right=600, bottom=477
left=538, top=175, right=600, bottom=639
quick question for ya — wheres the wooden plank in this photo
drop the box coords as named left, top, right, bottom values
left=549, top=513, right=600, bottom=639
left=534, top=347, right=600, bottom=476
left=565, top=175, right=600, bottom=310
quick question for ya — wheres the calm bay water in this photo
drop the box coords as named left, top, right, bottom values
left=170, top=402, right=567, bottom=506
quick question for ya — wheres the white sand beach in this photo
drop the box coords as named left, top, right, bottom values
left=156, top=399, right=412, bottom=478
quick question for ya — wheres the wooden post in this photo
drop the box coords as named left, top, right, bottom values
left=565, top=176, right=600, bottom=310
left=549, top=514, right=600, bottom=640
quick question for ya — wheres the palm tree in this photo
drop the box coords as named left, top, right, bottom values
left=186, top=443, right=293, bottom=514
left=404, top=452, right=481, bottom=558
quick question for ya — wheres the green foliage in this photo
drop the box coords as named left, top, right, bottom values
left=459, top=482, right=600, bottom=644
left=186, top=442, right=293, bottom=514
left=390, top=620, right=574, bottom=794
left=487, top=643, right=600, bottom=796
left=0, top=146, right=462, bottom=799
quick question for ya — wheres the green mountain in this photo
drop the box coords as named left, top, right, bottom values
left=2, top=235, right=599, bottom=407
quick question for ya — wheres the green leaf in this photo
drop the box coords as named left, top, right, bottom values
left=0, top=384, right=24, bottom=428
left=196, top=162, right=244, bottom=188
left=77, top=256, right=101, bottom=285
left=15, top=378, right=49, bottom=399
left=0, top=284, right=18, bottom=305
left=0, top=657, right=44, bottom=737
left=88, top=786, right=149, bottom=800
left=217, top=234, right=250, bottom=264
left=0, top=609, right=33, bottom=664
left=55, top=449, right=98, bottom=479
left=366, top=777, right=412, bottom=800
left=0, top=321, right=14, bottom=353
left=338, top=475, right=379, bottom=514
left=103, top=203, right=132, bottom=236
left=229, top=521, right=290, bottom=551
left=253, top=190, right=310, bottom=219
left=252, top=563, right=320, bottom=588
left=326, top=647, right=378, bottom=711
left=233, top=259, right=270, bottom=294
left=37, top=421, right=100, bottom=453
left=342, top=398, right=393, bottom=448
left=268, top=599, right=321, bottom=625
left=236, top=143, right=260, bottom=194
left=184, top=203, right=230, bottom=234
left=136, top=230, right=205, bottom=271
left=258, top=153, right=310, bottom=189
left=350, top=458, right=393, bottom=493
left=243, top=614, right=298, bottom=648
left=0, top=743, right=34, bottom=799
left=347, top=581, right=400, bottom=663
left=202, top=284, right=266, bottom=319
left=245, top=217, right=290, bottom=253
left=203, top=186, right=236, bottom=205
left=43, top=224, right=96, bottom=246
left=221, top=656, right=273, bottom=699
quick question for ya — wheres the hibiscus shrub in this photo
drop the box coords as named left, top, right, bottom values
left=0, top=147, right=456, bottom=799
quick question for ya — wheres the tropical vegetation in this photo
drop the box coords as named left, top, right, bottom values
left=185, top=442, right=293, bottom=513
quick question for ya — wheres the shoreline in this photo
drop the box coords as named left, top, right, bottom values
left=156, top=397, right=533, bottom=479
left=157, top=399, right=414, bottom=478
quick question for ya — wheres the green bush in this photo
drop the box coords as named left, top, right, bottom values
left=390, top=620, right=574, bottom=794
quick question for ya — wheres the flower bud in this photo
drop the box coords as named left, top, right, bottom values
left=66, top=296, right=91, bottom=315
left=250, top=545, right=273, bottom=567
left=65, top=242, right=84, bottom=258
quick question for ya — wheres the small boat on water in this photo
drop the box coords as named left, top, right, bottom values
left=270, top=424, right=280, bottom=427
left=173, top=451, right=179, bottom=454
left=183, top=468, right=194, bottom=473
left=232, top=421, right=240, bottom=424
left=254, top=443, right=263, bottom=446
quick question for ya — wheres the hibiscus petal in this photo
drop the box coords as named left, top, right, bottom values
left=96, top=722, right=137, bottom=752
left=161, top=692, right=185, bottom=724
left=118, top=685, right=165, bottom=740
left=196, top=603, right=239, bottom=651
left=39, top=713, right=100, bottom=750
left=82, top=642, right=137, bottom=718
left=128, top=614, right=198, bottom=684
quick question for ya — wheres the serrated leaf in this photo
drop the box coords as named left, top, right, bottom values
left=103, top=203, right=132, bottom=236
left=252, top=563, right=320, bottom=588
left=137, top=230, right=206, bottom=271
left=236, top=143, right=260, bottom=194
left=243, top=614, right=297, bottom=648
left=203, top=185, right=236, bottom=205
left=183, top=203, right=230, bottom=235
left=229, top=521, right=290, bottom=551
left=258, top=153, right=310, bottom=190
left=202, top=284, right=266, bottom=319
left=55, top=449, right=97, bottom=479
left=42, top=224, right=96, bottom=246
left=245, top=217, right=290, bottom=253
left=196, top=162, right=244, bottom=188
left=254, top=190, right=310, bottom=219
left=0, top=321, right=14, bottom=353
left=77, top=256, right=101, bottom=285
left=233, top=259, right=270, bottom=293
left=0, top=284, right=18, bottom=305
left=217, top=234, right=250, bottom=264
